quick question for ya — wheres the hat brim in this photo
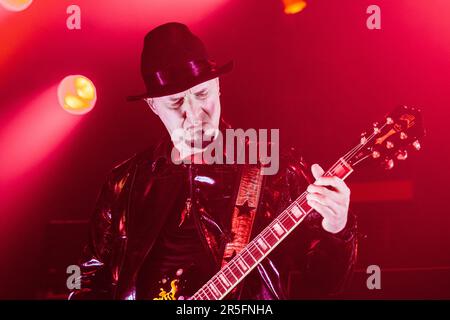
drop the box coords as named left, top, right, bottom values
left=126, top=60, right=233, bottom=102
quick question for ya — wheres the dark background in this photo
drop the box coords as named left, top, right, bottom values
left=0, top=0, right=449, bottom=298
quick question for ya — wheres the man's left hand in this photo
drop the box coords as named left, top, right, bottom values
left=306, top=163, right=350, bottom=234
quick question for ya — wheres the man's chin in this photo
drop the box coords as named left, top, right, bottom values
left=187, top=138, right=213, bottom=149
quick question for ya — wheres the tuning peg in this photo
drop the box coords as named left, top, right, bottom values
left=400, top=132, right=408, bottom=140
left=396, top=149, right=408, bottom=161
left=383, top=158, right=394, bottom=170
left=386, top=117, right=394, bottom=125
left=412, top=140, right=421, bottom=151
left=386, top=141, right=394, bottom=149
left=360, top=132, right=367, bottom=144
left=373, top=122, right=380, bottom=134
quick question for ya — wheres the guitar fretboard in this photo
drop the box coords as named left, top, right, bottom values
left=190, top=158, right=353, bottom=300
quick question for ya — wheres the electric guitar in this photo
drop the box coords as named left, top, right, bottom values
left=153, top=105, right=425, bottom=300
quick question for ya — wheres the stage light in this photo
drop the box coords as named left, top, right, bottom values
left=57, top=75, right=97, bottom=115
left=0, top=85, right=81, bottom=182
left=0, top=0, right=33, bottom=12
left=282, top=0, right=307, bottom=15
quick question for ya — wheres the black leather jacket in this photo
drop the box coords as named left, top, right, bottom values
left=69, top=137, right=357, bottom=300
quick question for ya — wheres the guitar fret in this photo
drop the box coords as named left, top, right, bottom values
left=242, top=254, right=254, bottom=267
left=209, top=282, right=221, bottom=298
left=333, top=158, right=354, bottom=180
left=193, top=289, right=201, bottom=300
left=246, top=247, right=262, bottom=264
left=273, top=221, right=286, bottom=237
left=299, top=200, right=311, bottom=214
left=252, top=241, right=264, bottom=255
left=224, top=265, right=238, bottom=282
left=204, top=286, right=215, bottom=300
left=243, top=248, right=257, bottom=264
left=280, top=212, right=296, bottom=230
left=233, top=259, right=245, bottom=274
left=199, top=288, right=208, bottom=300
left=257, top=237, right=269, bottom=251
left=279, top=220, right=288, bottom=232
left=237, top=256, right=249, bottom=271
left=213, top=277, right=226, bottom=293
left=262, top=237, right=271, bottom=249
left=290, top=204, right=304, bottom=219
left=200, top=288, right=208, bottom=300
left=268, top=228, right=280, bottom=241
left=209, top=284, right=219, bottom=299
left=232, top=262, right=242, bottom=275
left=219, top=272, right=231, bottom=287
left=230, top=261, right=244, bottom=277
left=264, top=229, right=278, bottom=246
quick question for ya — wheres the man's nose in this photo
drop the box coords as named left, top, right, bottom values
left=183, top=97, right=203, bottom=124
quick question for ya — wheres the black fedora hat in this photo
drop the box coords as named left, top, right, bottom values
left=127, top=22, right=233, bottom=101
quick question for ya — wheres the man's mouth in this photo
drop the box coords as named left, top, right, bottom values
left=182, top=126, right=217, bottom=149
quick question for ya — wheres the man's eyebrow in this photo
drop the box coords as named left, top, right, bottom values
left=194, top=88, right=208, bottom=95
left=169, top=96, right=184, bottom=102
left=167, top=87, right=208, bottom=102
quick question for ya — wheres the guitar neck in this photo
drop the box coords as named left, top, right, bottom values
left=190, top=157, right=354, bottom=300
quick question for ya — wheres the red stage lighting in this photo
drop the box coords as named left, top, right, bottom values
left=0, top=0, right=33, bottom=12
left=0, top=85, right=81, bottom=182
left=57, top=75, right=97, bottom=115
left=282, top=0, right=307, bottom=15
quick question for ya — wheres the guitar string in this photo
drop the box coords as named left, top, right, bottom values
left=193, top=122, right=389, bottom=299
left=193, top=141, right=371, bottom=300
left=192, top=140, right=371, bottom=299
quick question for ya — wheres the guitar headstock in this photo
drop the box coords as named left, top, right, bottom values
left=347, top=105, right=425, bottom=170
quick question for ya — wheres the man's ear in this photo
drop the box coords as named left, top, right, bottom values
left=215, top=77, right=221, bottom=96
left=146, top=98, right=159, bottom=115
left=215, top=77, right=220, bottom=90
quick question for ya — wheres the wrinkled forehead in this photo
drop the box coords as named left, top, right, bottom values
left=158, top=78, right=218, bottom=101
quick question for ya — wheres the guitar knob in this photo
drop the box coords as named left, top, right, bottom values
left=383, top=158, right=394, bottom=170
left=412, top=140, right=421, bottom=151
left=386, top=117, right=394, bottom=125
left=176, top=268, right=184, bottom=276
left=396, top=150, right=408, bottom=161
left=372, top=150, right=381, bottom=159
left=386, top=141, right=394, bottom=149
left=400, top=132, right=408, bottom=140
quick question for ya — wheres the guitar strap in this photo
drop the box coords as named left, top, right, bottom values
left=221, top=165, right=264, bottom=268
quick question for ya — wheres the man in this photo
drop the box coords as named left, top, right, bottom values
left=70, top=22, right=357, bottom=300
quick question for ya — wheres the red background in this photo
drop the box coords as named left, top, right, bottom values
left=0, top=0, right=449, bottom=298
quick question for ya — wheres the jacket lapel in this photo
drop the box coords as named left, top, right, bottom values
left=116, top=140, right=186, bottom=299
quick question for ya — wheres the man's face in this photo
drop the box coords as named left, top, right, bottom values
left=146, top=78, right=221, bottom=155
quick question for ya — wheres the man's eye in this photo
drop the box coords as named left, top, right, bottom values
left=170, top=98, right=184, bottom=108
left=196, top=91, right=208, bottom=99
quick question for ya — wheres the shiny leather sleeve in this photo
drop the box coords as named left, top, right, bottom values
left=263, top=149, right=358, bottom=298
left=68, top=170, right=118, bottom=299
left=289, top=210, right=358, bottom=298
